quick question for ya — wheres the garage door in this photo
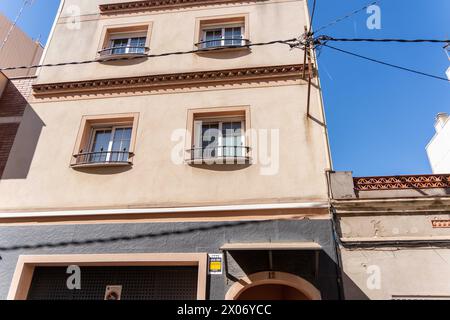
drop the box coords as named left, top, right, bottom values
left=27, top=266, right=198, bottom=300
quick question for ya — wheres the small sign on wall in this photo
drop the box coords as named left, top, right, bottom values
left=208, top=254, right=223, bottom=275
left=104, top=285, right=122, bottom=300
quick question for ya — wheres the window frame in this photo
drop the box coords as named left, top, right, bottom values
left=71, top=113, right=139, bottom=168
left=108, top=32, right=148, bottom=55
left=196, top=117, right=246, bottom=158
left=194, top=14, right=249, bottom=52
left=87, top=125, right=133, bottom=163
left=201, top=24, right=245, bottom=49
left=186, top=106, right=252, bottom=164
left=97, top=22, right=153, bottom=59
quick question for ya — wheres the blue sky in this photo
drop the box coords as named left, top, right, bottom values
left=0, top=0, right=449, bottom=177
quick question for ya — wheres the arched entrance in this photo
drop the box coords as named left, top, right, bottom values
left=225, top=272, right=321, bottom=300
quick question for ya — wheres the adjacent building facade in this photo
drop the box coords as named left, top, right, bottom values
left=0, top=72, right=35, bottom=178
left=0, top=13, right=43, bottom=78
left=330, top=171, right=450, bottom=300
left=427, top=112, right=450, bottom=174
left=0, top=0, right=340, bottom=300
left=0, top=13, right=42, bottom=183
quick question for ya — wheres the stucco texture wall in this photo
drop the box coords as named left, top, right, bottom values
left=340, top=248, right=450, bottom=300
left=0, top=83, right=329, bottom=211
left=36, top=0, right=307, bottom=83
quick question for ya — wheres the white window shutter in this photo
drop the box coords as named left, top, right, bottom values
left=194, top=120, right=203, bottom=148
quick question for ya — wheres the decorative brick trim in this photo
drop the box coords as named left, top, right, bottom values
left=100, top=0, right=266, bottom=13
left=32, top=64, right=309, bottom=96
left=432, top=220, right=450, bottom=228
left=354, top=174, right=450, bottom=191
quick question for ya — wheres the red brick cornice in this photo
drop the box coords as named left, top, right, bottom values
left=100, top=0, right=266, bottom=13
left=32, top=64, right=309, bottom=96
left=354, top=174, right=450, bottom=191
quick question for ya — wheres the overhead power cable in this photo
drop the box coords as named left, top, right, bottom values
left=321, top=43, right=449, bottom=82
left=0, top=38, right=299, bottom=71
left=316, top=36, right=450, bottom=44
left=313, top=0, right=380, bottom=34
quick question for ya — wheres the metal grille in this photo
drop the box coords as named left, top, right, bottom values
left=27, top=266, right=198, bottom=300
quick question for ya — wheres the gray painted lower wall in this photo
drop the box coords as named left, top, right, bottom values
left=0, top=219, right=341, bottom=300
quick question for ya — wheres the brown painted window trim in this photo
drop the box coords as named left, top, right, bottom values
left=71, top=113, right=140, bottom=168
left=8, top=253, right=208, bottom=300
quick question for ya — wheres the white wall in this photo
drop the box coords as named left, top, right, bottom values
left=426, top=115, right=450, bottom=174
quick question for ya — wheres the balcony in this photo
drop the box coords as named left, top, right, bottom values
left=186, top=146, right=251, bottom=164
left=97, top=45, right=150, bottom=61
left=72, top=151, right=132, bottom=168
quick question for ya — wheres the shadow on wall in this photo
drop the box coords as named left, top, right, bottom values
left=226, top=250, right=369, bottom=300
left=196, top=49, right=252, bottom=60
left=1, top=106, right=45, bottom=180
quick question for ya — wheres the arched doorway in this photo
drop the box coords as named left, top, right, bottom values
left=225, top=272, right=321, bottom=300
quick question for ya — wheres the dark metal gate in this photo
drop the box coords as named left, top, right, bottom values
left=27, top=266, right=198, bottom=300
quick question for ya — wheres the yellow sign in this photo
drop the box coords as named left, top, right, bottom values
left=208, top=254, right=223, bottom=275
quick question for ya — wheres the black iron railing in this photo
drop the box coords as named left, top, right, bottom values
left=73, top=151, right=131, bottom=166
left=195, top=38, right=251, bottom=50
left=189, top=146, right=251, bottom=162
left=98, top=46, right=149, bottom=57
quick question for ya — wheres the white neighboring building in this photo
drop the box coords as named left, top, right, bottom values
left=427, top=113, right=450, bottom=173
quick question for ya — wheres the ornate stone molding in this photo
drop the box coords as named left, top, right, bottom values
left=99, top=0, right=266, bottom=13
left=32, top=64, right=309, bottom=96
left=354, top=174, right=450, bottom=191
left=432, top=220, right=450, bottom=228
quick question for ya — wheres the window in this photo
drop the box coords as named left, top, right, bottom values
left=201, top=26, right=244, bottom=49
left=71, top=113, right=139, bottom=168
left=195, top=15, right=249, bottom=51
left=98, top=23, right=152, bottom=58
left=107, top=35, right=147, bottom=55
left=86, top=126, right=132, bottom=164
left=195, top=120, right=245, bottom=159
left=187, top=106, right=251, bottom=164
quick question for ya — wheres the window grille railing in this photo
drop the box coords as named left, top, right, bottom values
left=195, top=38, right=251, bottom=50
left=98, top=46, right=149, bottom=57
left=73, top=150, right=132, bottom=165
left=189, top=146, right=251, bottom=162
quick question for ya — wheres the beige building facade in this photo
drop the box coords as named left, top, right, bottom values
left=0, top=0, right=341, bottom=300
